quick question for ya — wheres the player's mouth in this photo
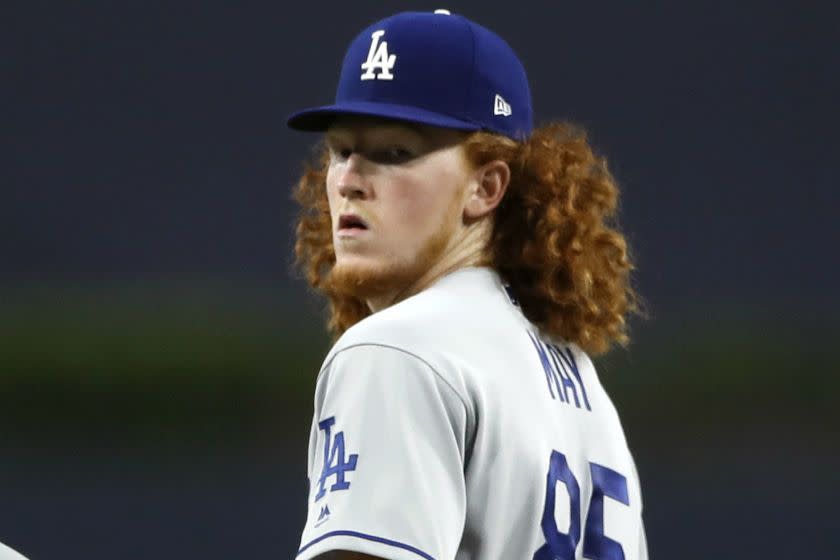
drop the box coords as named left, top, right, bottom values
left=337, top=213, right=369, bottom=237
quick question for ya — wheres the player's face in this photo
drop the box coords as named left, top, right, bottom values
left=324, top=117, right=472, bottom=301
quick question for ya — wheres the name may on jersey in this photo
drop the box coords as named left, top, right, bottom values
left=528, top=332, right=592, bottom=411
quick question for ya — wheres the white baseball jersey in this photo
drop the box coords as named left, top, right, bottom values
left=297, top=267, right=647, bottom=560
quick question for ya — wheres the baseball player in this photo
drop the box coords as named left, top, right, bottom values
left=287, top=9, right=647, bottom=560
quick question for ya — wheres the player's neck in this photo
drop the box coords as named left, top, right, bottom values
left=365, top=225, right=490, bottom=313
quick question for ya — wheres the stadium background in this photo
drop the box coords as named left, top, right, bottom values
left=3, top=1, right=837, bottom=558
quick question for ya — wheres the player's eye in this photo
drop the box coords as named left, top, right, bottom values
left=369, top=145, right=414, bottom=164
left=329, top=145, right=353, bottom=161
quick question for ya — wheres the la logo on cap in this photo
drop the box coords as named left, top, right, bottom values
left=360, top=30, right=396, bottom=81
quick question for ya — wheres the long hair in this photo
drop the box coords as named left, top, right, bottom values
left=293, top=122, right=640, bottom=355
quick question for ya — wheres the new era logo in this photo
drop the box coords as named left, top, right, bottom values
left=494, top=94, right=512, bottom=116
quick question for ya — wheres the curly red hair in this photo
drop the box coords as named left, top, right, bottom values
left=293, top=122, right=639, bottom=355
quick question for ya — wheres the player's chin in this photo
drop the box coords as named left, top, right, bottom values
left=332, top=252, right=378, bottom=275
left=329, top=256, right=396, bottom=298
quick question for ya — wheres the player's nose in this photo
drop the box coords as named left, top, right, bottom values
left=336, top=154, right=373, bottom=199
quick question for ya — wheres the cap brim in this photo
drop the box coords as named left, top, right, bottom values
left=286, top=100, right=483, bottom=132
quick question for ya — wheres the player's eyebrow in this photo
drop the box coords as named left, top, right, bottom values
left=392, top=120, right=427, bottom=137
left=323, top=130, right=347, bottom=147
left=326, top=123, right=426, bottom=149
left=326, top=116, right=467, bottom=156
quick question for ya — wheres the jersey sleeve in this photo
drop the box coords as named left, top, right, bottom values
left=296, top=344, right=470, bottom=560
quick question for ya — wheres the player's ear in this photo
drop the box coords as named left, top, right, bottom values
left=464, top=159, right=510, bottom=219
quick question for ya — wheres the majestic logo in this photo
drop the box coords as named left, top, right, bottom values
left=360, top=30, right=397, bottom=81
left=315, top=504, right=331, bottom=528
left=494, top=94, right=512, bottom=116
left=314, top=416, right=359, bottom=502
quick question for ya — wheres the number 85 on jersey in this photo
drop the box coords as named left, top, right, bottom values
left=535, top=450, right=632, bottom=560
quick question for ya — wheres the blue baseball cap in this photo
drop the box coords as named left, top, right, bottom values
left=286, top=10, right=533, bottom=140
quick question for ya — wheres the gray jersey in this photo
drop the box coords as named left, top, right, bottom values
left=297, top=267, right=647, bottom=560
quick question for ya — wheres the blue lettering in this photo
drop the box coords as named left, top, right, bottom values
left=557, top=347, right=591, bottom=411
left=528, top=331, right=562, bottom=401
left=528, top=331, right=592, bottom=412
left=548, top=344, right=580, bottom=407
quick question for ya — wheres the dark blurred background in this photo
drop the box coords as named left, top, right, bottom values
left=2, top=1, right=838, bottom=558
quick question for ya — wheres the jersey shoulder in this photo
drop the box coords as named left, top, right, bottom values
left=326, top=267, right=519, bottom=361
left=318, top=268, right=521, bottom=404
